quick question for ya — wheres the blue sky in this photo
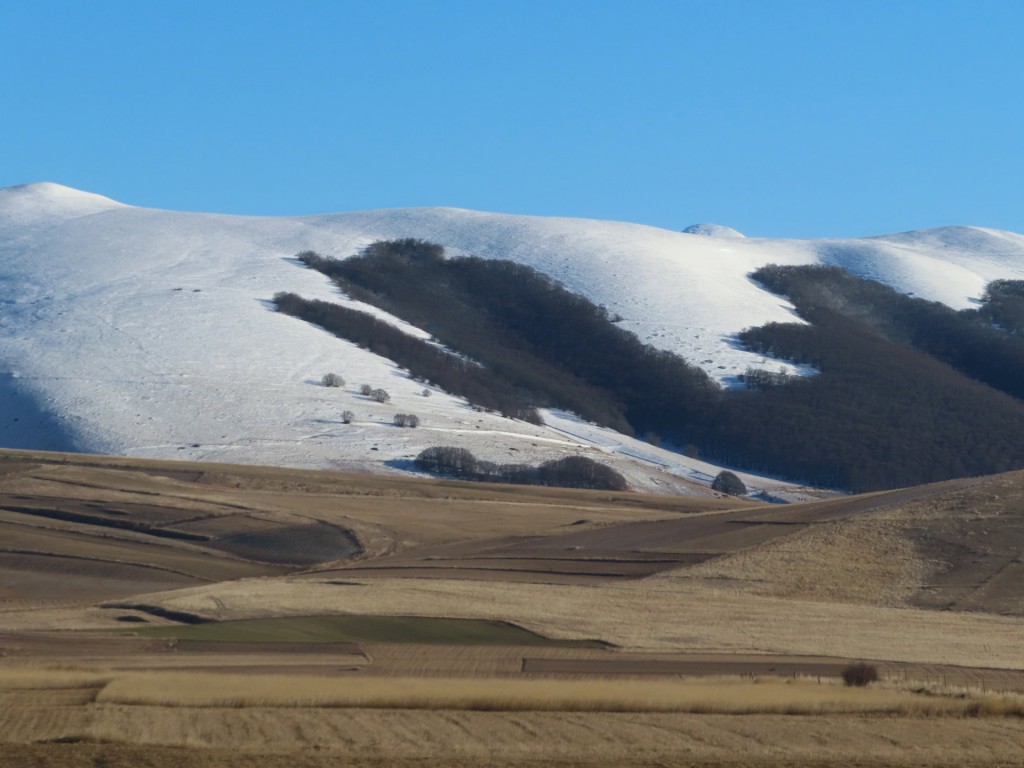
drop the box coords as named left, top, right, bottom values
left=2, top=0, right=1022, bottom=238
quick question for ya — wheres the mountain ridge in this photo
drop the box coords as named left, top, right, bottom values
left=2, top=182, right=1024, bottom=494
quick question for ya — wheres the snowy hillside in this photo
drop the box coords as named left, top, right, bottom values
left=2, top=182, right=1023, bottom=495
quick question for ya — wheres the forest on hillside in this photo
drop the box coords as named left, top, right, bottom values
left=294, top=243, right=719, bottom=438
left=752, top=264, right=1024, bottom=402
left=279, top=240, right=1024, bottom=493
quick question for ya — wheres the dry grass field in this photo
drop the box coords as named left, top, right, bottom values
left=2, top=447, right=1024, bottom=766
left=3, top=667, right=1024, bottom=767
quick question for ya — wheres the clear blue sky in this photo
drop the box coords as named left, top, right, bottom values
left=2, top=0, right=1022, bottom=238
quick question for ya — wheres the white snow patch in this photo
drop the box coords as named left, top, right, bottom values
left=1, top=183, right=1022, bottom=496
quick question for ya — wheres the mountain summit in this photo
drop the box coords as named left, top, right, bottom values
left=0, top=181, right=125, bottom=222
left=682, top=222, right=746, bottom=238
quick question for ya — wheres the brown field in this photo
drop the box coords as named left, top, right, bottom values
left=2, top=447, right=1024, bottom=766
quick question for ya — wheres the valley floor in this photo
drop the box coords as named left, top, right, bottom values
left=2, top=449, right=1023, bottom=766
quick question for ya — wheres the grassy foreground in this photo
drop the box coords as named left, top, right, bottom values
left=95, top=673, right=1004, bottom=714
left=5, top=668, right=1020, bottom=717
left=6, top=669, right=1024, bottom=767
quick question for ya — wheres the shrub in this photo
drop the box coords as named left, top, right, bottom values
left=394, top=413, right=420, bottom=428
left=537, top=456, right=628, bottom=491
left=842, top=662, right=879, bottom=687
left=413, top=447, right=626, bottom=490
left=341, top=410, right=354, bottom=424
left=422, top=388, right=432, bottom=397
left=711, top=470, right=747, bottom=496
left=322, top=373, right=345, bottom=388
left=371, top=388, right=391, bottom=403
left=359, top=384, right=373, bottom=396
left=415, top=446, right=478, bottom=475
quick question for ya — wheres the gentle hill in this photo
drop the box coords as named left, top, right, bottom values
left=5, top=448, right=1022, bottom=623
left=3, top=445, right=1024, bottom=768
left=662, top=469, right=1024, bottom=616
left=0, top=447, right=744, bottom=611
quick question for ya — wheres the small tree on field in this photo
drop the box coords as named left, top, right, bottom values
left=394, top=413, right=420, bottom=428
left=359, top=384, right=373, bottom=396
left=322, top=373, right=345, bottom=388
left=371, top=388, right=391, bottom=403
left=422, top=388, right=432, bottom=397
left=712, top=470, right=747, bottom=496
left=537, top=455, right=628, bottom=491
left=415, top=446, right=478, bottom=475
left=842, top=662, right=879, bottom=687
left=341, top=410, right=355, bottom=424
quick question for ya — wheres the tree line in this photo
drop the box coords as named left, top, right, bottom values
left=753, top=264, right=1024, bottom=402
left=274, top=291, right=540, bottom=423
left=296, top=241, right=720, bottom=439
left=280, top=241, right=1024, bottom=493
left=414, top=446, right=628, bottom=491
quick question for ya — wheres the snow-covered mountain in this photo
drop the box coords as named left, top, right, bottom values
left=2, top=182, right=1023, bottom=496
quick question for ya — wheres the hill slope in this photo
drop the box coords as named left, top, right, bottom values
left=2, top=182, right=1024, bottom=492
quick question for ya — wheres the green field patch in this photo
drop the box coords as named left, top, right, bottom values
left=136, top=614, right=606, bottom=647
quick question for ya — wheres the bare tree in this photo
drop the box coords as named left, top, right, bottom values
left=322, top=373, right=345, bottom=388
left=341, top=410, right=355, bottom=424
left=371, top=388, right=390, bottom=403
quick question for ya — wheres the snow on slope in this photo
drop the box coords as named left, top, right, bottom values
left=682, top=222, right=746, bottom=238
left=1, top=182, right=1023, bottom=496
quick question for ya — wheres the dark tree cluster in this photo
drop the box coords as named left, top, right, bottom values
left=842, top=662, right=879, bottom=687
left=414, top=446, right=628, bottom=491
left=711, top=470, right=747, bottom=496
left=721, top=307, right=1024, bottom=491
left=980, top=279, right=1024, bottom=337
left=393, top=413, right=420, bottom=428
left=753, top=264, right=1024, bottom=402
left=738, top=366, right=791, bottom=390
left=415, top=446, right=479, bottom=475
left=296, top=242, right=720, bottom=439
left=274, top=292, right=540, bottom=423
left=280, top=242, right=1024, bottom=494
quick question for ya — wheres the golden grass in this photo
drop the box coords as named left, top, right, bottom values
left=142, top=575, right=1024, bottom=669
left=0, top=668, right=112, bottom=690
left=92, top=672, right=1024, bottom=716
left=5, top=668, right=1024, bottom=766
left=669, top=517, right=929, bottom=607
